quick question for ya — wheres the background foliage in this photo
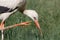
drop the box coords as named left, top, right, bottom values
left=0, top=0, right=60, bottom=40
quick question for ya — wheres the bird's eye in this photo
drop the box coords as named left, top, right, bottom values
left=33, top=17, right=36, bottom=20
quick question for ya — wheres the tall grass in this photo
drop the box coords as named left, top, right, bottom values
left=0, top=0, right=60, bottom=40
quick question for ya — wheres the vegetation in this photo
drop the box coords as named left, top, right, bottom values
left=0, top=0, right=60, bottom=40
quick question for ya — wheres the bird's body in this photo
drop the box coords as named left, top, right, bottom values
left=0, top=0, right=25, bottom=21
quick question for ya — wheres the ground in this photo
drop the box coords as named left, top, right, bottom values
left=0, top=0, right=60, bottom=40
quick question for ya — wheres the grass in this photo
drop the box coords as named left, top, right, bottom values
left=0, top=0, right=60, bottom=40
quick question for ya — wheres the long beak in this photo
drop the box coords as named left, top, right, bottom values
left=34, top=20, right=42, bottom=35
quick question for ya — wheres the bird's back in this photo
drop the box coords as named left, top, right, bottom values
left=0, top=0, right=25, bottom=20
left=0, top=0, right=25, bottom=13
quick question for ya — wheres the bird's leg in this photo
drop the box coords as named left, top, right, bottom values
left=0, top=20, right=5, bottom=40
left=3, top=21, right=31, bottom=30
left=0, top=20, right=4, bottom=30
left=16, top=21, right=31, bottom=26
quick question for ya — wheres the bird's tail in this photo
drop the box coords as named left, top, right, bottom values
left=1, top=30, right=4, bottom=40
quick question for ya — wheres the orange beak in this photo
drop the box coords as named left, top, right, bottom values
left=34, top=20, right=40, bottom=29
left=34, top=20, right=42, bottom=35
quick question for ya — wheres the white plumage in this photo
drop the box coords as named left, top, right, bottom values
left=0, top=0, right=23, bottom=9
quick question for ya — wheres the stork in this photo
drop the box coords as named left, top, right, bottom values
left=0, top=0, right=42, bottom=40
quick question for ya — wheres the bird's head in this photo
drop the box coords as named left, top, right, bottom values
left=23, top=10, right=42, bottom=33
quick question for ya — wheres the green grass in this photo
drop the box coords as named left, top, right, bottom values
left=0, top=0, right=60, bottom=40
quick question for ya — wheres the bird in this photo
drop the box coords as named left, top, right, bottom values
left=0, top=0, right=42, bottom=40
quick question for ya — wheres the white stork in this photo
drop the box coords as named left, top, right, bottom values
left=0, top=0, right=42, bottom=40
